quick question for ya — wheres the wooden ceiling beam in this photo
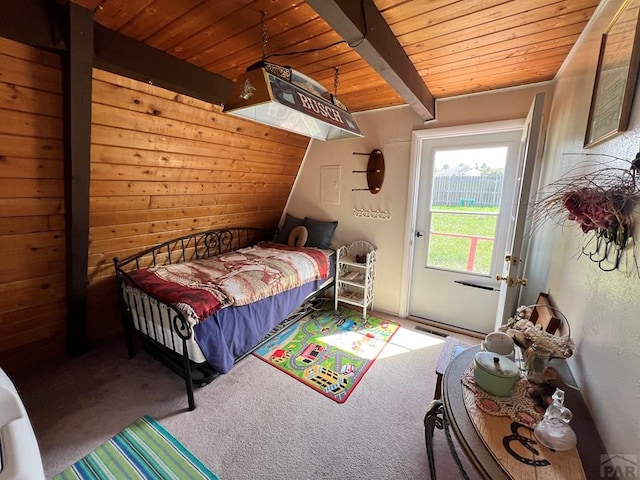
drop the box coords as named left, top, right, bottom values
left=0, top=0, right=66, bottom=51
left=306, top=0, right=435, bottom=120
left=94, top=25, right=233, bottom=106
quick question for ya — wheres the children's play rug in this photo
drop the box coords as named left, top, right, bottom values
left=53, top=415, right=219, bottom=480
left=253, top=306, right=400, bottom=403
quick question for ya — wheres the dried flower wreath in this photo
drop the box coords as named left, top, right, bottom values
left=531, top=153, right=640, bottom=274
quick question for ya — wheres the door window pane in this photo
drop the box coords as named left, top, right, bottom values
left=426, top=147, right=507, bottom=274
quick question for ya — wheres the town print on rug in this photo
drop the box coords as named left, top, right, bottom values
left=253, top=305, right=400, bottom=403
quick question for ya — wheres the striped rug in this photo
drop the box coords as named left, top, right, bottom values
left=53, top=416, right=219, bottom=480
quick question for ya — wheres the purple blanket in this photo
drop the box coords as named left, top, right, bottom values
left=193, top=272, right=332, bottom=373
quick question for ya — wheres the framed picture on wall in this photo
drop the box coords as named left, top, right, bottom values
left=584, top=0, right=640, bottom=148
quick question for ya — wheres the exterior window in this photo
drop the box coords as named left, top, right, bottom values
left=426, top=147, right=507, bottom=275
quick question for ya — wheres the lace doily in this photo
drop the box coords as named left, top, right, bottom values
left=461, top=366, right=545, bottom=428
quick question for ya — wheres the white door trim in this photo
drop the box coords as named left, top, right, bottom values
left=399, top=120, right=525, bottom=318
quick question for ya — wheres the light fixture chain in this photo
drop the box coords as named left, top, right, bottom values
left=334, top=67, right=339, bottom=97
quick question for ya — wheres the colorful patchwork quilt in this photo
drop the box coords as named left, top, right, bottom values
left=127, top=242, right=329, bottom=324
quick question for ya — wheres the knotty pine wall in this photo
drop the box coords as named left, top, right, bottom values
left=0, top=35, right=310, bottom=375
left=0, top=37, right=66, bottom=373
left=87, top=70, right=309, bottom=342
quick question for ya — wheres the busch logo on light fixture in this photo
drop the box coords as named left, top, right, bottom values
left=295, top=91, right=345, bottom=125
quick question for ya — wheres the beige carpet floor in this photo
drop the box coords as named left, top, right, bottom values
left=15, top=313, right=481, bottom=480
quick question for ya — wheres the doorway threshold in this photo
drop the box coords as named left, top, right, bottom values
left=409, top=316, right=484, bottom=340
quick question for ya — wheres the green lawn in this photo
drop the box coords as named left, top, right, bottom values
left=427, top=205, right=499, bottom=274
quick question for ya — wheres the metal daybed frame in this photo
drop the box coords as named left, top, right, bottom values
left=113, top=227, right=333, bottom=411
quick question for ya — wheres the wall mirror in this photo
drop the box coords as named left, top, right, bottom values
left=584, top=0, right=640, bottom=147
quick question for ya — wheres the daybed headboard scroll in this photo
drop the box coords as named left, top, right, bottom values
left=113, top=227, right=274, bottom=273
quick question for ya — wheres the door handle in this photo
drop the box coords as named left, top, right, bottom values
left=496, top=275, right=528, bottom=287
left=416, top=231, right=424, bottom=237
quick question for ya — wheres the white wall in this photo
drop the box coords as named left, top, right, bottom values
left=285, top=106, right=422, bottom=314
left=526, top=0, right=640, bottom=454
left=287, top=82, right=553, bottom=316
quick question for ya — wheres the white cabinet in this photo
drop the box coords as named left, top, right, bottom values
left=334, top=240, right=376, bottom=317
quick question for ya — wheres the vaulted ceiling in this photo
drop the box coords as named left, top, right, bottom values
left=71, top=0, right=601, bottom=117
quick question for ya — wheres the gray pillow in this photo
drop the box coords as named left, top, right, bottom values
left=304, top=217, right=338, bottom=248
left=276, top=214, right=304, bottom=244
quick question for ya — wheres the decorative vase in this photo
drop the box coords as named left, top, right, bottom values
left=524, top=344, right=551, bottom=384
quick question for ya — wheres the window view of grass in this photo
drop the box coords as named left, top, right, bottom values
left=427, top=205, right=499, bottom=274
left=428, top=145, right=507, bottom=275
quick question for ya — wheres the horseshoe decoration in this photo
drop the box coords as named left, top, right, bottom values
left=502, top=422, right=551, bottom=467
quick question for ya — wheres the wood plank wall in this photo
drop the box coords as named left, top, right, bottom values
left=0, top=37, right=66, bottom=374
left=86, top=70, right=310, bottom=342
left=0, top=35, right=310, bottom=374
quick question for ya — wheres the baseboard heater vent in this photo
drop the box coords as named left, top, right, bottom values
left=414, top=325, right=447, bottom=337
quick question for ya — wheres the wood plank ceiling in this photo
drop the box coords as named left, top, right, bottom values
left=71, top=0, right=601, bottom=114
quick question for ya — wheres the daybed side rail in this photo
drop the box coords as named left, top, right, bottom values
left=120, top=278, right=196, bottom=409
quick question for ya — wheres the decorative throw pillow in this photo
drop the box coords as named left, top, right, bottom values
left=276, top=214, right=304, bottom=244
left=304, top=217, right=338, bottom=248
left=288, top=226, right=308, bottom=247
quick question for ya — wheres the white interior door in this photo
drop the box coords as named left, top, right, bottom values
left=408, top=122, right=524, bottom=334
left=495, top=92, right=546, bottom=327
